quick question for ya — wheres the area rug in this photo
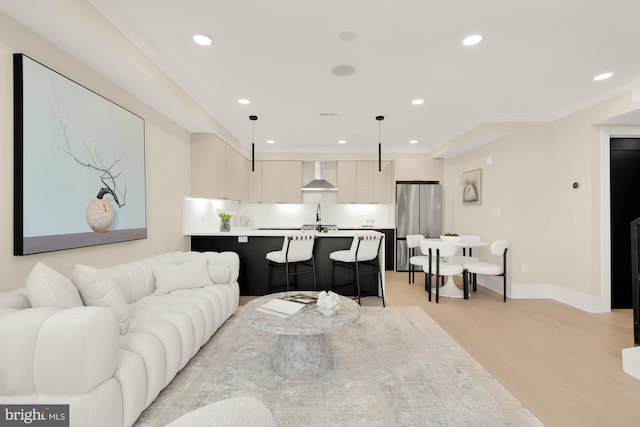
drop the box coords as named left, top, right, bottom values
left=134, top=306, right=542, bottom=426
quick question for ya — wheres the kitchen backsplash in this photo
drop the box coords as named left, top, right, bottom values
left=183, top=192, right=394, bottom=234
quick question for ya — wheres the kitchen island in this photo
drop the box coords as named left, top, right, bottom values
left=190, top=228, right=390, bottom=296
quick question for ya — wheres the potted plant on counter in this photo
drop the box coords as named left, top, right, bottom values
left=217, top=209, right=235, bottom=232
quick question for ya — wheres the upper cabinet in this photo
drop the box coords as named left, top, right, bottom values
left=336, top=161, right=356, bottom=203
left=191, top=134, right=248, bottom=201
left=337, top=160, right=392, bottom=203
left=248, top=160, right=263, bottom=202
left=259, top=160, right=303, bottom=203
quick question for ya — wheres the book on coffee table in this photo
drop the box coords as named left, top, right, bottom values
left=279, top=293, right=318, bottom=305
left=256, top=295, right=317, bottom=318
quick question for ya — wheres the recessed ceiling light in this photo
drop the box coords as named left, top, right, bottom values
left=339, top=30, right=356, bottom=41
left=193, top=34, right=212, bottom=46
left=338, top=140, right=347, bottom=144
left=238, top=98, right=250, bottom=105
left=593, top=72, right=613, bottom=81
left=462, top=34, right=483, bottom=46
left=409, top=140, right=418, bottom=144
left=411, top=99, right=424, bottom=105
left=332, top=64, right=356, bottom=77
left=266, top=140, right=275, bottom=144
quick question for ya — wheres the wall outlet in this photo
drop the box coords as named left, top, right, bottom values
left=521, top=264, right=528, bottom=273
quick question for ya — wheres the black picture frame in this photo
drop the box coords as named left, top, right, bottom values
left=13, top=53, right=147, bottom=255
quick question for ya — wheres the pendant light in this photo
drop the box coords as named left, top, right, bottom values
left=376, top=115, right=384, bottom=172
left=249, top=115, right=257, bottom=171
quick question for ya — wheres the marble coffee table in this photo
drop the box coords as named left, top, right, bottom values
left=242, top=291, right=360, bottom=380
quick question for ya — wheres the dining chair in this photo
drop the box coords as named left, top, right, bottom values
left=266, top=235, right=317, bottom=291
left=329, top=234, right=385, bottom=306
left=420, top=239, right=466, bottom=302
left=450, top=235, right=481, bottom=291
left=406, top=234, right=428, bottom=284
left=465, top=240, right=509, bottom=302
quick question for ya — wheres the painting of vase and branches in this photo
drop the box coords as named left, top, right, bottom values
left=13, top=54, right=147, bottom=255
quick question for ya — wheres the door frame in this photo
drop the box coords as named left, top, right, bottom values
left=600, top=126, right=640, bottom=311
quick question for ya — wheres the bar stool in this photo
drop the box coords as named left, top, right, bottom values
left=329, top=234, right=385, bottom=306
left=266, top=235, right=317, bottom=292
left=407, top=234, right=428, bottom=284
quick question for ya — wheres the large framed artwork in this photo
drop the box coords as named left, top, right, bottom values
left=462, top=168, right=482, bottom=205
left=13, top=54, right=147, bottom=255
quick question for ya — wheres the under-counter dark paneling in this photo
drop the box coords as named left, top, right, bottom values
left=191, top=232, right=391, bottom=296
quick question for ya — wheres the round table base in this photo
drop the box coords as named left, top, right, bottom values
left=273, top=334, right=329, bottom=380
left=437, top=277, right=464, bottom=298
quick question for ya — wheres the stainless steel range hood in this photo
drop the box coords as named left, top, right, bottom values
left=302, top=161, right=337, bottom=191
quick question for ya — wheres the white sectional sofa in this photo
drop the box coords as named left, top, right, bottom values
left=0, top=251, right=240, bottom=427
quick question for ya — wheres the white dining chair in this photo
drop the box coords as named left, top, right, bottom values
left=406, top=234, right=428, bottom=284
left=465, top=240, right=509, bottom=302
left=450, top=235, right=481, bottom=291
left=420, top=239, right=467, bottom=302
left=266, top=235, right=317, bottom=291
left=329, top=234, right=385, bottom=306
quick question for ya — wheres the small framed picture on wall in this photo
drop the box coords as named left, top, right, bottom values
left=462, top=169, right=482, bottom=205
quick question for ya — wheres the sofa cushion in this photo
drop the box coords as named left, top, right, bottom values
left=72, top=264, right=130, bottom=334
left=0, top=290, right=30, bottom=310
left=26, top=262, right=83, bottom=309
left=152, top=258, right=213, bottom=295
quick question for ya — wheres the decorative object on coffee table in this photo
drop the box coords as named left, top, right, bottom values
left=316, top=290, right=340, bottom=316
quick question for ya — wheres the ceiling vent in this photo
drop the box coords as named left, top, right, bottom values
left=301, top=161, right=337, bottom=192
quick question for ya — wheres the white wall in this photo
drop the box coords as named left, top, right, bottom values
left=440, top=92, right=640, bottom=311
left=0, top=13, right=191, bottom=291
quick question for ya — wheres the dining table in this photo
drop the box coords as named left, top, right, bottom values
left=436, top=238, right=488, bottom=298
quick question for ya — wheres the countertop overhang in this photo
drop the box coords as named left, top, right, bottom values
left=186, top=227, right=386, bottom=237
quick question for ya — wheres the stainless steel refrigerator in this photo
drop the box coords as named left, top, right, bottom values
left=395, top=181, right=442, bottom=271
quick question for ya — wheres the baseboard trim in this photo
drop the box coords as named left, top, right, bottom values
left=509, top=281, right=610, bottom=313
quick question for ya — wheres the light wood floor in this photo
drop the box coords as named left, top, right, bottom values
left=381, top=271, right=640, bottom=427
left=242, top=272, right=640, bottom=426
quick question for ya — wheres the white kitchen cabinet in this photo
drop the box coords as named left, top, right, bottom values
left=337, top=161, right=357, bottom=203
left=248, top=160, right=263, bottom=202
left=191, top=134, right=227, bottom=199
left=373, top=161, right=393, bottom=203
left=225, top=146, right=249, bottom=201
left=262, top=160, right=302, bottom=203
left=281, top=161, right=303, bottom=203
left=262, top=161, right=282, bottom=203
left=191, top=134, right=249, bottom=201
left=356, top=161, right=376, bottom=203
left=338, top=160, right=392, bottom=203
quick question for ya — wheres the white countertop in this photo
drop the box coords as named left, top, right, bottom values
left=186, top=227, right=386, bottom=237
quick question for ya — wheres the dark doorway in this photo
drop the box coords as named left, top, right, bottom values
left=610, top=138, right=640, bottom=308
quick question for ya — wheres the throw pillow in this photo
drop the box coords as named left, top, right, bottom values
left=152, top=258, right=213, bottom=295
left=71, top=264, right=130, bottom=335
left=26, top=262, right=84, bottom=309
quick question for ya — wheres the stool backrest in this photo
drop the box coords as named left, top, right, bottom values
left=406, top=234, right=425, bottom=249
left=420, top=239, right=457, bottom=258
left=352, top=234, right=383, bottom=262
left=283, top=235, right=316, bottom=262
